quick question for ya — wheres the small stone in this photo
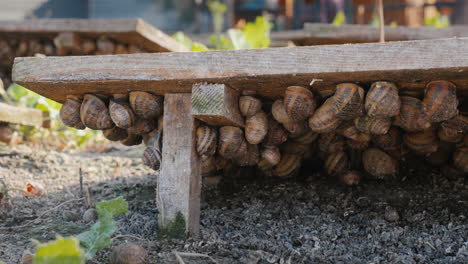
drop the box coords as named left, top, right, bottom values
left=82, top=208, right=98, bottom=223
left=384, top=206, right=400, bottom=222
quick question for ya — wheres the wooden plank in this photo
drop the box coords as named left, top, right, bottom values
left=301, top=23, right=468, bottom=45
left=191, top=83, right=244, bottom=127
left=0, top=19, right=188, bottom=53
left=12, top=37, right=468, bottom=103
left=158, top=93, right=201, bottom=236
left=0, top=102, right=43, bottom=127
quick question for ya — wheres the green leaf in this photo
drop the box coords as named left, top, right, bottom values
left=172, top=31, right=193, bottom=49
left=96, top=196, right=128, bottom=217
left=227, top=29, right=249, bottom=50
left=191, top=42, right=209, bottom=51
left=209, top=33, right=235, bottom=50
left=241, top=16, right=272, bottom=49
left=332, top=11, right=346, bottom=26
left=33, top=236, right=85, bottom=264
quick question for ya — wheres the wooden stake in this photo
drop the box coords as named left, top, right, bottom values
left=377, top=0, right=385, bottom=42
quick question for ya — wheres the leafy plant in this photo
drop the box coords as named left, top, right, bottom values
left=332, top=11, right=346, bottom=26
left=33, top=237, right=85, bottom=264
left=424, top=10, right=450, bottom=28
left=207, top=0, right=227, bottom=34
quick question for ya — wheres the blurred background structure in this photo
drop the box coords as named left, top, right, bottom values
left=0, top=0, right=467, bottom=33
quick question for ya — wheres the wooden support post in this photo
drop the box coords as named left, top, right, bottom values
left=0, top=102, right=43, bottom=127
left=158, top=93, right=201, bottom=236
left=191, top=83, right=244, bottom=127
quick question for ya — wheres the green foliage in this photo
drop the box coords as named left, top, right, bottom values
left=167, top=212, right=187, bottom=239
left=76, top=197, right=128, bottom=260
left=332, top=11, right=346, bottom=26
left=33, top=237, right=85, bottom=264
left=207, top=0, right=227, bottom=34
left=424, top=11, right=450, bottom=28
left=173, top=32, right=209, bottom=51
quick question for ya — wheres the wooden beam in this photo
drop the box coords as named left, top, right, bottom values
left=191, top=83, right=244, bottom=127
left=158, top=93, right=201, bottom=236
left=0, top=19, right=188, bottom=53
left=12, top=38, right=468, bottom=103
left=0, top=102, right=43, bottom=127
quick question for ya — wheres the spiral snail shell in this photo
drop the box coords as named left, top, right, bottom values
left=283, top=86, right=315, bottom=121
left=263, top=118, right=288, bottom=147
left=120, top=133, right=142, bottom=146
left=239, top=96, right=262, bottom=117
left=437, top=126, right=463, bottom=143
left=336, top=120, right=371, bottom=142
left=235, top=143, right=260, bottom=166
left=0, top=124, right=13, bottom=144
left=308, top=97, right=342, bottom=133
left=332, top=83, right=365, bottom=120
left=60, top=95, right=86, bottom=129
left=362, top=148, right=398, bottom=179
left=365, top=81, right=401, bottom=118
left=127, top=118, right=157, bottom=136
left=103, top=126, right=128, bottom=141
left=440, top=115, right=468, bottom=136
left=318, top=132, right=345, bottom=154
left=354, top=116, right=391, bottom=135
left=143, top=146, right=162, bottom=171
left=109, top=243, right=147, bottom=264
left=393, top=96, right=431, bottom=132
left=404, top=128, right=438, bottom=154
left=129, top=91, right=164, bottom=119
left=80, top=94, right=114, bottom=130
left=272, top=99, right=293, bottom=125
left=422, top=80, right=458, bottom=123
left=109, top=94, right=136, bottom=129
left=196, top=125, right=218, bottom=156
left=338, top=170, right=362, bottom=186
left=245, top=111, right=268, bottom=145
left=324, top=151, right=348, bottom=175
left=272, top=153, right=302, bottom=178
left=371, top=126, right=402, bottom=151
left=218, top=126, right=247, bottom=159
left=261, top=146, right=281, bottom=166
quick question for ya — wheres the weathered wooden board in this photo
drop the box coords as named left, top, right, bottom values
left=300, top=23, right=468, bottom=45
left=0, top=19, right=188, bottom=52
left=0, top=102, right=43, bottom=127
left=191, top=83, right=244, bottom=127
left=158, top=93, right=201, bottom=236
left=12, top=37, right=468, bottom=103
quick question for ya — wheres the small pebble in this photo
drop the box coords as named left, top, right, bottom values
left=83, top=208, right=98, bottom=223
left=384, top=206, right=400, bottom=222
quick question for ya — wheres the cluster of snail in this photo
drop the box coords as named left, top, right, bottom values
left=197, top=81, right=467, bottom=185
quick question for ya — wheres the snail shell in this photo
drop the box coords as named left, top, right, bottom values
left=127, top=119, right=157, bottom=136
left=103, top=126, right=128, bottom=141
left=308, top=97, right=342, bottom=133
left=245, top=111, right=268, bottom=144
left=109, top=95, right=136, bottom=129
left=272, top=153, right=302, bottom=178
left=453, top=147, right=468, bottom=172
left=365, top=81, right=401, bottom=118
left=422, top=80, right=458, bottom=123
left=404, top=128, right=438, bottom=154
left=201, top=155, right=217, bottom=177
left=336, top=120, right=371, bottom=142
left=332, top=83, right=365, bottom=120
left=437, top=126, right=463, bottom=143
left=282, top=141, right=310, bottom=155
left=258, top=158, right=274, bottom=176
left=338, top=170, right=362, bottom=186
left=214, top=155, right=228, bottom=171
left=109, top=243, right=147, bottom=264
left=60, top=95, right=86, bottom=129
left=120, top=133, right=142, bottom=146
left=314, top=86, right=336, bottom=99
left=196, top=125, right=218, bottom=156
left=287, top=121, right=310, bottom=138
left=371, top=126, right=401, bottom=151
left=440, top=115, right=468, bottom=136
left=292, top=130, right=318, bottom=145
left=318, top=133, right=345, bottom=154
left=0, top=124, right=13, bottom=144
left=324, top=151, right=348, bottom=175
left=239, top=96, right=262, bottom=117
left=272, top=99, right=293, bottom=125
left=393, top=96, right=431, bottom=132
left=261, top=146, right=281, bottom=166
left=235, top=143, right=259, bottom=166
left=362, top=148, right=398, bottom=179
left=80, top=94, right=114, bottom=130
left=263, top=118, right=288, bottom=147
left=354, top=116, right=391, bottom=135
left=129, top=91, right=164, bottom=119
left=218, top=126, right=247, bottom=159
left=346, top=138, right=369, bottom=150
left=143, top=146, right=161, bottom=171
left=283, top=86, right=315, bottom=121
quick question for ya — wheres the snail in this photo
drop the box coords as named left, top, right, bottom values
left=0, top=124, right=13, bottom=144
left=362, top=148, right=398, bottom=179
left=318, top=132, right=345, bottom=154
left=257, top=158, right=275, bottom=176
left=143, top=146, right=161, bottom=171
left=109, top=94, right=136, bottom=129
left=354, top=116, right=391, bottom=135
left=120, top=133, right=142, bottom=146
left=218, top=126, right=247, bottom=159
left=235, top=143, right=260, bottom=166
left=214, top=155, right=228, bottom=171
left=129, top=91, right=164, bottom=119
left=324, top=151, right=348, bottom=176
left=313, top=85, right=336, bottom=99
left=291, top=130, right=318, bottom=145
left=332, top=83, right=365, bottom=120
left=272, top=99, right=297, bottom=132
left=422, top=80, right=458, bottom=123
left=336, top=120, right=371, bottom=142
left=239, top=96, right=262, bottom=117
left=59, top=95, right=86, bottom=129
left=263, top=118, right=288, bottom=147
left=127, top=118, right=157, bottom=136
left=393, top=96, right=430, bottom=132
left=196, top=125, right=218, bottom=156
left=103, top=126, right=128, bottom=141
left=261, top=146, right=281, bottom=166
left=308, top=97, right=342, bottom=133
left=437, top=126, right=463, bottom=143
left=109, top=243, right=147, bottom=264
left=245, top=111, right=268, bottom=144
left=80, top=94, right=114, bottom=130
left=365, top=81, right=401, bottom=118
left=201, top=155, right=217, bottom=177
left=440, top=114, right=468, bottom=137
left=404, top=128, right=438, bottom=154
left=283, top=86, right=315, bottom=121
left=453, top=148, right=468, bottom=172
left=338, top=170, right=362, bottom=186
left=272, top=153, right=302, bottom=178
left=371, top=126, right=402, bottom=151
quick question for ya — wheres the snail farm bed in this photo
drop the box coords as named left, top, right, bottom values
left=12, top=38, right=468, bottom=236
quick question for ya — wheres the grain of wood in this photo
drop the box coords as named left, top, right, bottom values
left=12, top=38, right=468, bottom=103
left=158, top=94, right=201, bottom=236
left=0, top=102, right=43, bottom=127
left=191, top=83, right=244, bottom=127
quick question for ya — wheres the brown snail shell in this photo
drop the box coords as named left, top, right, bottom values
left=129, top=91, right=164, bottom=119
left=318, top=132, right=345, bottom=154
left=272, top=99, right=293, bottom=125
left=258, top=158, right=274, bottom=176
left=218, top=126, right=247, bottom=159
left=282, top=141, right=310, bottom=155
left=437, top=126, right=463, bottom=143
left=354, top=116, right=391, bottom=135
left=308, top=97, right=342, bottom=133
left=245, top=111, right=268, bottom=144
left=196, top=125, right=218, bottom=156
left=261, top=146, right=281, bottom=166
left=371, top=126, right=402, bottom=151
left=80, top=94, right=114, bottom=130
left=60, top=95, right=86, bottom=129
left=324, top=151, right=348, bottom=175
left=239, top=96, right=262, bottom=117
left=263, top=118, right=288, bottom=147
left=332, top=83, right=365, bottom=120
left=103, top=126, right=128, bottom=141
left=214, top=155, right=228, bottom=171
left=338, top=170, right=362, bottom=186
left=120, top=133, right=142, bottom=146
left=0, top=124, right=13, bottom=144
left=127, top=119, right=157, bottom=136
left=422, top=80, right=458, bottom=123
left=440, top=115, right=468, bottom=136
left=365, top=81, right=401, bottom=118
left=201, top=155, right=217, bottom=177
left=235, top=143, right=259, bottom=166
left=272, top=153, right=302, bottom=178
left=143, top=146, right=161, bottom=171
left=404, top=129, right=438, bottom=154
left=109, top=242, right=147, bottom=264
left=287, top=121, right=310, bottom=138
left=453, top=147, right=468, bottom=172
left=394, top=96, right=431, bottom=132
left=314, top=86, right=336, bottom=99
left=292, top=130, right=318, bottom=144
left=283, top=86, right=315, bottom=121
left=109, top=95, right=136, bottom=129
left=362, top=148, right=398, bottom=179
left=336, top=120, right=371, bottom=142
left=426, top=142, right=454, bottom=167
left=142, top=128, right=159, bottom=146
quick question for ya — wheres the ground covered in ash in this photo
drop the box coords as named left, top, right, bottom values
left=0, top=145, right=467, bottom=264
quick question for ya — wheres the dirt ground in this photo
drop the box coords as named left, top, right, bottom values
left=0, top=144, right=467, bottom=264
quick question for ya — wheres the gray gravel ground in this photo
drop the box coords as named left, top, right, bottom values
left=0, top=145, right=467, bottom=264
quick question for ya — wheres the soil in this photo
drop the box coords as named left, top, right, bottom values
left=0, top=144, right=467, bottom=264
